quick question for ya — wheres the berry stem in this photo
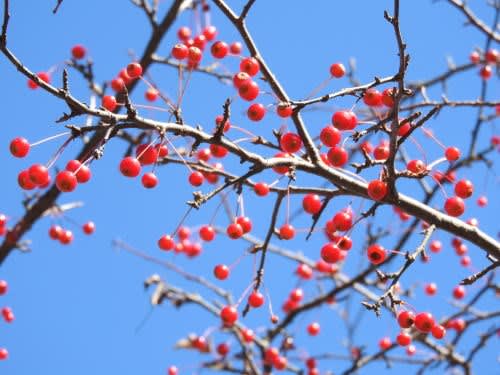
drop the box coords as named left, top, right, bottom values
left=30, top=131, right=70, bottom=147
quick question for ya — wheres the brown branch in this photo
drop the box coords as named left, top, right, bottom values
left=446, top=0, right=500, bottom=42
left=461, top=261, right=500, bottom=285
left=362, top=225, right=436, bottom=315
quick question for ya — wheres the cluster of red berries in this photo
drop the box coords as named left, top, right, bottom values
left=469, top=48, right=498, bottom=79
left=119, top=143, right=169, bottom=189
left=47, top=221, right=94, bottom=245
left=157, top=226, right=202, bottom=257
left=0, top=280, right=11, bottom=360
left=376, top=309, right=447, bottom=353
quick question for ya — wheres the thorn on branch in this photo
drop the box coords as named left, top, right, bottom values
left=53, top=0, right=64, bottom=14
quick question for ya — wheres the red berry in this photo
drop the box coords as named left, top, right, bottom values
left=303, top=194, right=322, bottom=215
left=367, top=180, right=387, bottom=201
left=199, top=225, right=215, bottom=242
left=0, top=348, right=8, bottom=360
left=216, top=342, right=229, bottom=357
left=276, top=103, right=293, bottom=118
left=66, top=160, right=91, bottom=183
left=397, top=310, right=415, bottom=328
left=28, top=163, right=50, bottom=186
left=2, top=307, right=14, bottom=323
left=80, top=221, right=95, bottom=235
left=289, top=288, right=304, bottom=302
left=445, top=146, right=461, bottom=161
left=238, top=79, right=260, bottom=101
left=119, top=68, right=132, bottom=84
left=27, top=71, right=50, bottom=89
left=425, top=282, right=437, bottom=296
left=373, top=144, right=390, bottom=160
left=396, top=332, right=411, bottom=346
left=378, top=337, right=392, bottom=350
left=321, top=243, right=342, bottom=263
left=327, top=146, right=348, bottom=167
left=480, top=65, right=492, bottom=80
left=167, top=366, right=178, bottom=375
left=381, top=87, right=396, bottom=107
left=0, top=280, right=8, bottom=295
left=332, top=110, right=357, bottom=130
left=236, top=216, right=252, bottom=234
left=306, top=358, right=316, bottom=369
left=187, top=46, right=202, bottom=64
left=202, top=26, right=217, bottom=41
left=247, top=103, right=266, bottom=121
left=230, top=42, right=242, bottom=55
left=367, top=244, right=386, bottom=265
left=49, top=225, right=63, bottom=240
left=406, top=345, right=416, bottom=356
left=407, top=159, right=426, bottom=174
left=71, top=44, right=86, bottom=59
left=307, top=322, right=320, bottom=336
left=363, top=88, right=383, bottom=106
left=158, top=235, right=174, bottom=251
left=145, top=88, right=159, bottom=102
left=477, top=195, right=488, bottom=207
left=178, top=226, right=190, bottom=240
left=485, top=48, right=498, bottom=64
left=329, top=62, right=345, bottom=78
left=56, top=171, right=77, bottom=192
left=398, top=121, right=412, bottom=137
left=414, top=312, right=435, bottom=333
left=272, top=152, right=291, bottom=174
left=280, top=132, right=302, bottom=153
left=142, top=172, right=158, bottom=188
left=220, top=305, right=238, bottom=325
left=209, top=144, right=228, bottom=158
left=444, top=196, right=465, bottom=217
left=59, top=229, right=74, bottom=245
left=177, top=26, right=191, bottom=41
left=226, top=223, right=243, bottom=239
left=233, top=71, right=251, bottom=88
left=211, top=41, right=228, bottom=59
left=193, top=34, right=207, bottom=50
left=254, top=182, right=270, bottom=196
left=279, top=224, right=295, bottom=240
left=119, top=157, right=141, bottom=178
left=111, top=77, right=126, bottom=92
left=240, top=57, right=259, bottom=76
left=273, top=356, right=287, bottom=371
left=242, top=328, right=254, bottom=343
left=320, top=126, right=341, bottom=147
left=172, top=43, right=189, bottom=60
left=453, top=285, right=466, bottom=299
left=460, top=255, right=471, bottom=267
left=102, top=95, right=117, bottom=111
left=431, top=324, right=446, bottom=339
left=214, top=264, right=229, bottom=280
left=18, top=169, right=36, bottom=190
left=454, top=179, right=473, bottom=199
left=379, top=337, right=392, bottom=350
left=248, top=290, right=265, bottom=308
left=188, top=171, right=204, bottom=186
left=126, top=62, right=143, bottom=78
left=10, top=137, right=30, bottom=158
left=333, top=211, right=352, bottom=232
left=296, top=263, right=313, bottom=279
left=469, top=50, right=481, bottom=64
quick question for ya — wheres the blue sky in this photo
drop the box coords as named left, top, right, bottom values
left=0, top=1, right=498, bottom=374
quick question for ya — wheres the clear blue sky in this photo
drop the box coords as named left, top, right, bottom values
left=0, top=1, right=498, bottom=374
